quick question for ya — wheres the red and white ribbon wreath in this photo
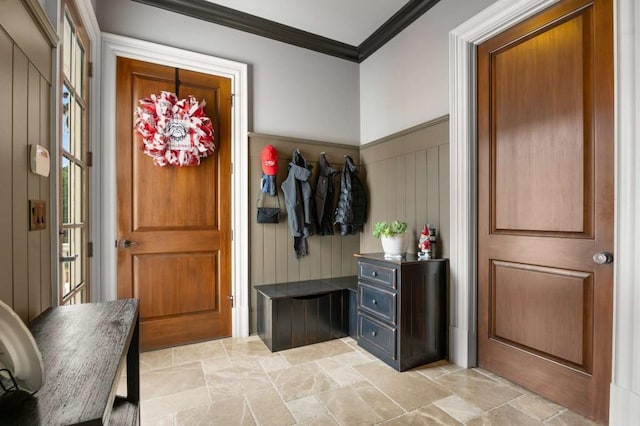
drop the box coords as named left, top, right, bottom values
left=134, top=91, right=215, bottom=166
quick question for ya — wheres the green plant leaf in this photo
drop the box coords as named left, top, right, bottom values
left=372, top=220, right=408, bottom=238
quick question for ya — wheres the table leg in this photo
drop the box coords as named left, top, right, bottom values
left=126, top=313, right=140, bottom=403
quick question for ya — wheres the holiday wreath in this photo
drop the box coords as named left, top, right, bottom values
left=134, top=91, right=215, bottom=167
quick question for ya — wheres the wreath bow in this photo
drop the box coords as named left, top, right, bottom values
left=134, top=91, right=215, bottom=167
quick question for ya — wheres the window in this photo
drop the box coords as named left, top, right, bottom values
left=60, top=0, right=90, bottom=305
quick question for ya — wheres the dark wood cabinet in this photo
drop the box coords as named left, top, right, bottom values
left=256, top=277, right=357, bottom=352
left=355, top=253, right=448, bottom=371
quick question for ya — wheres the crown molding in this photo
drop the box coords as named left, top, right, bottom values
left=131, top=0, right=441, bottom=63
left=358, top=0, right=440, bottom=61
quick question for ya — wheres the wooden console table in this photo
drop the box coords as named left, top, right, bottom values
left=0, top=299, right=140, bottom=425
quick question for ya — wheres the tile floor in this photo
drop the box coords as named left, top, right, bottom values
left=121, top=336, right=598, bottom=425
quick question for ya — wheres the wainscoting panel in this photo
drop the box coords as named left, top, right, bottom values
left=248, top=133, right=360, bottom=333
left=359, top=116, right=450, bottom=258
left=0, top=0, right=55, bottom=322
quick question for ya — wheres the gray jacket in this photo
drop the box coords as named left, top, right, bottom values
left=281, top=150, right=314, bottom=256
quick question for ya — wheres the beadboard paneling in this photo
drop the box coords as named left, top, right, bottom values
left=359, top=116, right=450, bottom=258
left=0, top=5, right=54, bottom=322
left=248, top=133, right=361, bottom=333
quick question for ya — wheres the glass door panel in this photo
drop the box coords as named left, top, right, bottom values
left=59, top=1, right=89, bottom=305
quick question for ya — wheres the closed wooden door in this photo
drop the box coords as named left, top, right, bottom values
left=116, top=57, right=232, bottom=351
left=477, top=0, right=613, bottom=423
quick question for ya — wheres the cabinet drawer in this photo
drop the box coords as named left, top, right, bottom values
left=358, top=261, right=397, bottom=289
left=358, top=314, right=396, bottom=360
left=358, top=283, right=396, bottom=324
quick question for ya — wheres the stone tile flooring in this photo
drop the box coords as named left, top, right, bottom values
left=122, top=336, right=598, bottom=425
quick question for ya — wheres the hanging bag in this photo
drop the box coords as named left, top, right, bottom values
left=256, top=187, right=282, bottom=224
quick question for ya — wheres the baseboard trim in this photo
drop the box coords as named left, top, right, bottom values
left=449, top=325, right=474, bottom=368
left=609, top=383, right=640, bottom=425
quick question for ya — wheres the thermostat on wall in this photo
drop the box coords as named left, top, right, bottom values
left=30, top=144, right=50, bottom=177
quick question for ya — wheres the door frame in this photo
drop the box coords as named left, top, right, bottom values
left=449, top=0, right=640, bottom=423
left=100, top=33, right=250, bottom=337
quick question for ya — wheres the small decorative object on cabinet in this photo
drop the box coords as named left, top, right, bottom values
left=418, top=224, right=438, bottom=259
left=355, top=253, right=447, bottom=371
left=372, top=220, right=409, bottom=259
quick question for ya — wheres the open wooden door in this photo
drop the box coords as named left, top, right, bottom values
left=116, top=57, right=233, bottom=351
left=477, top=0, right=613, bottom=423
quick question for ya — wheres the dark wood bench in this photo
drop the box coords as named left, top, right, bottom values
left=0, top=299, right=140, bottom=425
left=256, top=276, right=357, bottom=351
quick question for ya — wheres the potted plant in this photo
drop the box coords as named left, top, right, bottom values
left=373, top=220, right=409, bottom=258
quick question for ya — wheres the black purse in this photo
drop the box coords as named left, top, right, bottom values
left=256, top=192, right=282, bottom=224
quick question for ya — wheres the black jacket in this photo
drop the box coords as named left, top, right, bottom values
left=334, top=155, right=367, bottom=235
left=314, top=153, right=337, bottom=235
left=281, top=149, right=314, bottom=256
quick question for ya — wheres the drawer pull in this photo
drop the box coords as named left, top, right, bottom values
left=372, top=299, right=377, bottom=305
left=372, top=271, right=378, bottom=277
left=371, top=331, right=377, bottom=337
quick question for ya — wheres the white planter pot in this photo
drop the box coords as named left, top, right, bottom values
left=380, top=233, right=409, bottom=258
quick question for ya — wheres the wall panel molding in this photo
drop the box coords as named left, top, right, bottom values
left=359, top=118, right=449, bottom=260
left=0, top=0, right=53, bottom=321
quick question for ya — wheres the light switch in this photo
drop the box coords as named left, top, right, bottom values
left=29, top=200, right=46, bottom=231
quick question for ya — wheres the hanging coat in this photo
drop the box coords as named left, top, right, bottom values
left=334, top=155, right=367, bottom=235
left=281, top=149, right=314, bottom=257
left=314, top=153, right=337, bottom=235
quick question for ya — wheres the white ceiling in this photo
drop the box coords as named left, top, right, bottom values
left=204, top=0, right=412, bottom=46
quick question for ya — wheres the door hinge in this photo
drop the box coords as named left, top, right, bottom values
left=231, top=94, right=234, bottom=107
left=88, top=62, right=93, bottom=78
left=88, top=241, right=94, bottom=258
left=227, top=295, right=234, bottom=307
left=87, top=151, right=93, bottom=167
left=231, top=229, right=234, bottom=241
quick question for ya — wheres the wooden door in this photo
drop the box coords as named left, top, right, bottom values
left=116, top=57, right=232, bottom=351
left=477, top=0, right=613, bottom=423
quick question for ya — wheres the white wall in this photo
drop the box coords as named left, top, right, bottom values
left=359, top=0, right=496, bottom=144
left=95, top=0, right=360, bottom=145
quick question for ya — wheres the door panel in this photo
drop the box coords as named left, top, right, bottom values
left=133, top=252, right=218, bottom=318
left=492, top=261, right=592, bottom=367
left=477, top=0, right=613, bottom=423
left=116, top=57, right=232, bottom=351
left=493, top=12, right=589, bottom=234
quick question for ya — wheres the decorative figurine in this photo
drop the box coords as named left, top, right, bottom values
left=418, top=224, right=438, bottom=259
left=418, top=225, right=432, bottom=259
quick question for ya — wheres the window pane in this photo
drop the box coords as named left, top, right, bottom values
left=62, top=85, right=71, bottom=152
left=72, top=227, right=83, bottom=289
left=73, top=162, right=83, bottom=223
left=61, top=229, right=72, bottom=296
left=74, top=39, right=84, bottom=97
left=73, top=99, right=83, bottom=160
left=63, top=14, right=72, bottom=78
left=61, top=157, right=70, bottom=224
